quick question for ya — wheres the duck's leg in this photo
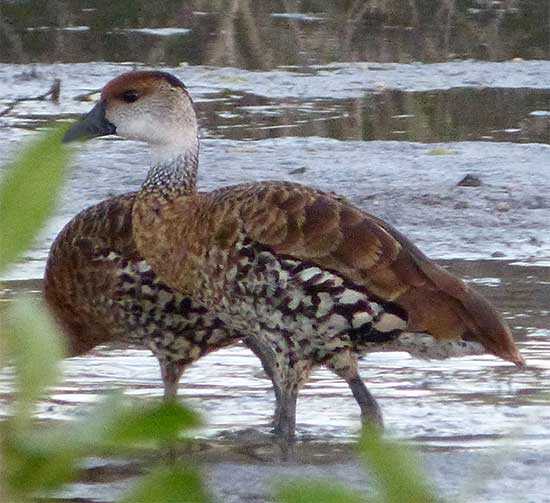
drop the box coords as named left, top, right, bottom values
left=159, top=358, right=186, bottom=400
left=273, top=361, right=312, bottom=442
left=274, top=383, right=298, bottom=441
left=244, top=336, right=312, bottom=442
left=348, top=375, right=383, bottom=428
left=326, top=351, right=383, bottom=429
left=243, top=336, right=282, bottom=429
left=158, top=358, right=187, bottom=463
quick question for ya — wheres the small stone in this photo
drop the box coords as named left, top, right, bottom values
left=491, top=251, right=505, bottom=258
left=289, top=166, right=307, bottom=175
left=496, top=202, right=511, bottom=212
left=457, top=174, right=482, bottom=187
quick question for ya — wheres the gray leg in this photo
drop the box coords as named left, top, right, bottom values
left=274, top=385, right=298, bottom=441
left=347, top=376, right=383, bottom=429
left=159, top=359, right=186, bottom=401
left=326, top=351, right=384, bottom=429
left=274, top=361, right=312, bottom=441
left=158, top=358, right=187, bottom=463
left=243, top=336, right=283, bottom=430
left=244, top=336, right=312, bottom=441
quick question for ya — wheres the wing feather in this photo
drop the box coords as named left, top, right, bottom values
left=208, top=181, right=524, bottom=366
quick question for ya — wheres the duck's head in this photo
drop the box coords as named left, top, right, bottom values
left=64, top=71, right=198, bottom=162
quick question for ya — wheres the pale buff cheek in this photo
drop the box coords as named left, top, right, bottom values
left=107, top=104, right=152, bottom=141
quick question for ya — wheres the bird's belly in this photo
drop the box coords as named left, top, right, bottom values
left=210, top=242, right=400, bottom=363
left=104, top=258, right=236, bottom=362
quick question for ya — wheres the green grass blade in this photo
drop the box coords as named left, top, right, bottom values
left=1, top=396, right=202, bottom=497
left=1, top=424, right=79, bottom=497
left=277, top=480, right=367, bottom=503
left=358, top=426, right=441, bottom=503
left=0, top=125, right=70, bottom=273
left=65, top=393, right=202, bottom=451
left=120, top=465, right=211, bottom=503
left=2, top=297, right=65, bottom=421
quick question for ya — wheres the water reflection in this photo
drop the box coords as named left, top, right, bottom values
left=200, top=87, right=550, bottom=144
left=1, top=0, right=548, bottom=66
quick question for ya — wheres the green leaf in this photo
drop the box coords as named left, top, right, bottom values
left=358, top=426, right=441, bottom=503
left=2, top=297, right=65, bottom=420
left=120, top=465, right=211, bottom=503
left=0, top=125, right=70, bottom=273
left=1, top=397, right=202, bottom=498
left=72, top=394, right=202, bottom=450
left=277, top=480, right=367, bottom=503
left=33, top=394, right=203, bottom=456
left=1, top=424, right=80, bottom=496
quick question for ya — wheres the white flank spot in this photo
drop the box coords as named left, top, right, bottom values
left=314, top=272, right=335, bottom=285
left=266, top=310, right=284, bottom=329
left=299, top=267, right=321, bottom=282
left=137, top=261, right=151, bottom=273
left=338, top=289, right=365, bottom=305
left=301, top=296, right=313, bottom=307
left=287, top=296, right=301, bottom=311
left=326, top=313, right=349, bottom=331
left=316, top=293, right=333, bottom=317
left=330, top=276, right=344, bottom=287
left=352, top=312, right=372, bottom=329
left=157, top=290, right=173, bottom=305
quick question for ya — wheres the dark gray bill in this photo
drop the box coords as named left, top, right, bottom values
left=63, top=101, right=116, bottom=143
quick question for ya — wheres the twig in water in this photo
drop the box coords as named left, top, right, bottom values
left=0, top=79, right=61, bottom=117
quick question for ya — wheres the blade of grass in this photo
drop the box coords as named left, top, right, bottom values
left=277, top=480, right=368, bottom=503
left=2, top=297, right=65, bottom=423
left=1, top=396, right=201, bottom=497
left=69, top=393, right=202, bottom=451
left=358, top=425, right=441, bottom=503
left=1, top=423, right=80, bottom=497
left=119, top=465, right=211, bottom=503
left=0, top=125, right=70, bottom=273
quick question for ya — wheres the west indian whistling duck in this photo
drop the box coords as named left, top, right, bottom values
left=47, top=74, right=384, bottom=435
left=44, top=193, right=241, bottom=400
left=62, top=70, right=525, bottom=441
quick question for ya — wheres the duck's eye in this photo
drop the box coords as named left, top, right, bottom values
left=121, top=90, right=139, bottom=103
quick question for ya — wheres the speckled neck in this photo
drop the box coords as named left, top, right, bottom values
left=141, top=136, right=199, bottom=196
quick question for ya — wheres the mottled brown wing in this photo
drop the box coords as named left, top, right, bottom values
left=225, top=182, right=523, bottom=366
left=44, top=193, right=139, bottom=355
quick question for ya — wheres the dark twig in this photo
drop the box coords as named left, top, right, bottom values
left=0, top=79, right=61, bottom=118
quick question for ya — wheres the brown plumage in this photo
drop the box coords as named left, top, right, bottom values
left=134, top=182, right=523, bottom=367
left=44, top=191, right=384, bottom=430
left=63, top=70, right=524, bottom=440
left=44, top=193, right=242, bottom=399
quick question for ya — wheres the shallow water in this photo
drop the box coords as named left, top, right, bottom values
left=1, top=259, right=550, bottom=502
left=1, top=1, right=550, bottom=501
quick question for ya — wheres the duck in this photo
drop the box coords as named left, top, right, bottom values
left=44, top=192, right=241, bottom=400
left=46, top=73, right=385, bottom=434
left=45, top=193, right=384, bottom=434
left=62, top=70, right=525, bottom=441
